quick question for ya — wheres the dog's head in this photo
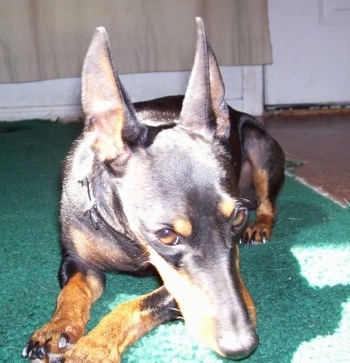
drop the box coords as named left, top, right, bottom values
left=80, top=18, right=258, bottom=360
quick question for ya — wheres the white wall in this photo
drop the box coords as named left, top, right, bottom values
left=265, top=0, right=350, bottom=106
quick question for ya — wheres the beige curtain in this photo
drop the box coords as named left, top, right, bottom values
left=0, top=0, right=272, bottom=83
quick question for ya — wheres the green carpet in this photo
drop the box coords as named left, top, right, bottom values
left=1, top=120, right=349, bottom=362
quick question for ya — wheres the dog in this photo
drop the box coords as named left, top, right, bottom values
left=22, top=18, right=285, bottom=362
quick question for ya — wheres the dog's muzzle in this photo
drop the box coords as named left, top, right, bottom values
left=215, top=326, right=259, bottom=360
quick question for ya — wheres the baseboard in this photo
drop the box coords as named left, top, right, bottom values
left=265, top=103, right=350, bottom=116
left=0, top=104, right=83, bottom=123
left=0, top=77, right=83, bottom=122
left=0, top=67, right=262, bottom=122
left=0, top=100, right=247, bottom=123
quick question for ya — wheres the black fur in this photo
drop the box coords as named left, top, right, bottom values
left=23, top=19, right=284, bottom=362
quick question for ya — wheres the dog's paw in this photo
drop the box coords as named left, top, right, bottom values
left=64, top=332, right=121, bottom=363
left=241, top=222, right=271, bottom=245
left=22, top=321, right=84, bottom=362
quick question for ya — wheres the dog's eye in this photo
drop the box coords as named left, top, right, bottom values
left=232, top=207, right=249, bottom=229
left=156, top=228, right=179, bottom=246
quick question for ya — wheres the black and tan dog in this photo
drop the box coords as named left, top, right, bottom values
left=22, top=18, right=284, bottom=362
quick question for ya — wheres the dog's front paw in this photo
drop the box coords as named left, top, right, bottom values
left=64, top=332, right=121, bottom=363
left=22, top=320, right=84, bottom=362
left=241, top=221, right=272, bottom=245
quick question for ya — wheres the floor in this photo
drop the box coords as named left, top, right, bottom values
left=262, top=111, right=350, bottom=207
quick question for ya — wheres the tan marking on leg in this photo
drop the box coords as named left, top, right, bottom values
left=55, top=272, right=103, bottom=322
left=253, top=169, right=274, bottom=217
left=246, top=168, right=275, bottom=242
left=30, top=272, right=103, bottom=356
left=173, top=218, right=193, bottom=237
left=65, top=287, right=170, bottom=362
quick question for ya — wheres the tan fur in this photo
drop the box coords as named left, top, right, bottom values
left=146, top=245, right=219, bottom=353
left=70, top=226, right=122, bottom=266
left=244, top=169, right=275, bottom=242
left=65, top=288, right=171, bottom=363
left=24, top=18, right=285, bottom=361
left=218, top=198, right=236, bottom=218
left=29, top=273, right=103, bottom=357
left=233, top=244, right=257, bottom=325
left=173, top=218, right=193, bottom=237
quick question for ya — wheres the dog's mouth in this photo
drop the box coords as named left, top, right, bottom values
left=146, top=245, right=259, bottom=360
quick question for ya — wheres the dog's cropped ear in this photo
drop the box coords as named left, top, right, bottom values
left=180, top=18, right=230, bottom=140
left=81, top=27, right=143, bottom=165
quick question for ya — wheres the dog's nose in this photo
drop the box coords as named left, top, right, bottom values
left=216, top=331, right=259, bottom=360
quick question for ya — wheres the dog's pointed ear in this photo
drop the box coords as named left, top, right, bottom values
left=207, top=43, right=231, bottom=139
left=82, top=27, right=142, bottom=164
left=180, top=18, right=230, bottom=139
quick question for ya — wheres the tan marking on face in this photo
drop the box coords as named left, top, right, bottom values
left=218, top=198, right=236, bottom=218
left=233, top=244, right=257, bottom=325
left=146, top=246, right=218, bottom=352
left=173, top=218, right=193, bottom=237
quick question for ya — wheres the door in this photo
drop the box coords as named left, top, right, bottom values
left=265, top=0, right=350, bottom=107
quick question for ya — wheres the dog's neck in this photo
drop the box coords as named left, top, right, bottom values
left=79, top=177, right=101, bottom=230
left=80, top=177, right=138, bottom=248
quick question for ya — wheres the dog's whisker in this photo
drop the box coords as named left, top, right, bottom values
left=174, top=315, right=185, bottom=321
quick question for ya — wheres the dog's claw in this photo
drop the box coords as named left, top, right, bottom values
left=239, top=232, right=269, bottom=245
left=36, top=346, right=47, bottom=360
left=59, top=334, right=69, bottom=349
left=22, top=341, right=33, bottom=358
left=239, top=235, right=250, bottom=245
left=249, top=231, right=257, bottom=245
left=241, top=222, right=272, bottom=245
left=22, top=340, right=47, bottom=360
left=22, top=340, right=66, bottom=363
left=22, top=343, right=29, bottom=358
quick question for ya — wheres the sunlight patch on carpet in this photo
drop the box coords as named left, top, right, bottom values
left=292, top=244, right=350, bottom=362
left=108, top=293, right=140, bottom=310
left=124, top=321, right=223, bottom=363
left=291, top=244, right=350, bottom=288
left=292, top=299, right=350, bottom=363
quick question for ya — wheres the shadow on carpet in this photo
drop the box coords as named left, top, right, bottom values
left=1, top=120, right=349, bottom=362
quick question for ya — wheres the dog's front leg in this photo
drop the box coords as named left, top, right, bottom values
left=22, top=270, right=104, bottom=362
left=239, top=124, right=285, bottom=244
left=64, top=286, right=178, bottom=363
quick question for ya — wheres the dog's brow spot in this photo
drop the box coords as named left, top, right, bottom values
left=218, top=198, right=236, bottom=218
left=173, top=219, right=193, bottom=237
